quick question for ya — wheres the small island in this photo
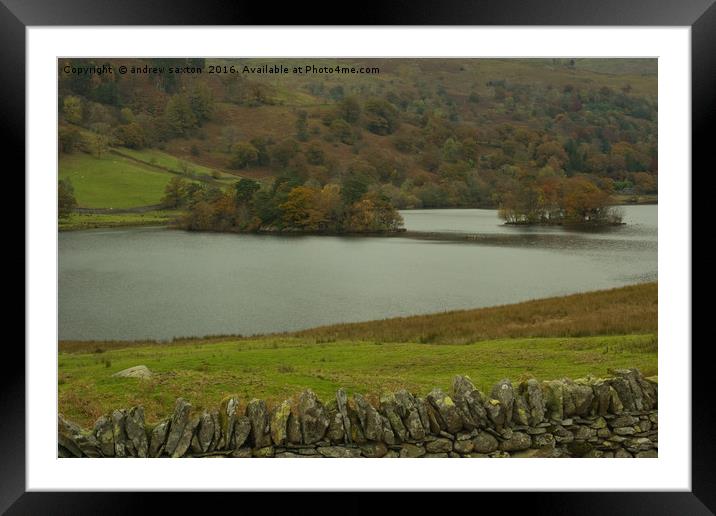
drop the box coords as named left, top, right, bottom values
left=498, top=173, right=625, bottom=227
left=163, top=177, right=405, bottom=234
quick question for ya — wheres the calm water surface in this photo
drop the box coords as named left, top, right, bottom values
left=59, top=205, right=657, bottom=341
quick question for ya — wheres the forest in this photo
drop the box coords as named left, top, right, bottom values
left=58, top=58, right=657, bottom=231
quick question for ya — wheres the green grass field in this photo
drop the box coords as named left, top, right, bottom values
left=58, top=283, right=657, bottom=427
left=59, top=210, right=182, bottom=231
left=113, top=147, right=238, bottom=184
left=59, top=153, right=175, bottom=209
left=58, top=334, right=657, bottom=428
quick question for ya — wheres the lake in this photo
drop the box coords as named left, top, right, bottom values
left=58, top=205, right=657, bottom=341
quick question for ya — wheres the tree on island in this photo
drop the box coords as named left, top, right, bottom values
left=175, top=176, right=403, bottom=234
left=498, top=172, right=622, bottom=226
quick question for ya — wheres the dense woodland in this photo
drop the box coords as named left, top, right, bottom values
left=58, top=58, right=657, bottom=230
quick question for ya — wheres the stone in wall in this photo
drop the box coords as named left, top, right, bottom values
left=246, top=399, right=271, bottom=449
left=270, top=399, right=292, bottom=447
left=164, top=398, right=192, bottom=457
left=426, top=388, right=463, bottom=433
left=298, top=390, right=329, bottom=444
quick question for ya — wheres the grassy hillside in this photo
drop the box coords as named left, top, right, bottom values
left=59, top=153, right=176, bottom=209
left=112, top=146, right=238, bottom=185
left=58, top=283, right=657, bottom=427
left=156, top=58, right=658, bottom=181
left=293, top=282, right=657, bottom=344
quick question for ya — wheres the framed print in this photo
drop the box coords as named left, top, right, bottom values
left=6, top=0, right=711, bottom=512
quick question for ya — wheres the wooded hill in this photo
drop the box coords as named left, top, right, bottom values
left=58, top=58, right=657, bottom=223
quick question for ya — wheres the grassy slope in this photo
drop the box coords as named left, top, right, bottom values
left=292, top=282, right=657, bottom=344
left=58, top=121, right=239, bottom=211
left=59, top=283, right=657, bottom=427
left=59, top=335, right=657, bottom=428
left=59, top=153, right=174, bottom=209
left=113, top=147, right=239, bottom=185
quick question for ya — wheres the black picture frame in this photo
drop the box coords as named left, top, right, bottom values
left=5, top=0, right=709, bottom=513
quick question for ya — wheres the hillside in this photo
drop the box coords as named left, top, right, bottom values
left=58, top=58, right=657, bottom=222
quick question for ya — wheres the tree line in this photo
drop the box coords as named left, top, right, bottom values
left=162, top=176, right=403, bottom=233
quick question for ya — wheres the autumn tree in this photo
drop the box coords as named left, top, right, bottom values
left=165, top=94, right=197, bottom=136
left=229, top=142, right=259, bottom=169
left=560, top=176, right=614, bottom=223
left=364, top=98, right=399, bottom=135
left=58, top=126, right=82, bottom=154
left=337, top=96, right=361, bottom=124
left=279, top=186, right=326, bottom=230
left=62, top=96, right=83, bottom=124
left=345, top=192, right=404, bottom=232
left=113, top=122, right=146, bottom=149
left=161, top=176, right=188, bottom=208
left=295, top=110, right=309, bottom=141
left=58, top=179, right=78, bottom=219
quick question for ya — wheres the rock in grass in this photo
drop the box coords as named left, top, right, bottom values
left=111, top=365, right=152, bottom=379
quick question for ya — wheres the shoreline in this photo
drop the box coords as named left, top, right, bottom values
left=59, top=281, right=657, bottom=350
left=59, top=202, right=656, bottom=232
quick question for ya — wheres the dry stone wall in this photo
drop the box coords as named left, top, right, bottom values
left=58, top=368, right=657, bottom=458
